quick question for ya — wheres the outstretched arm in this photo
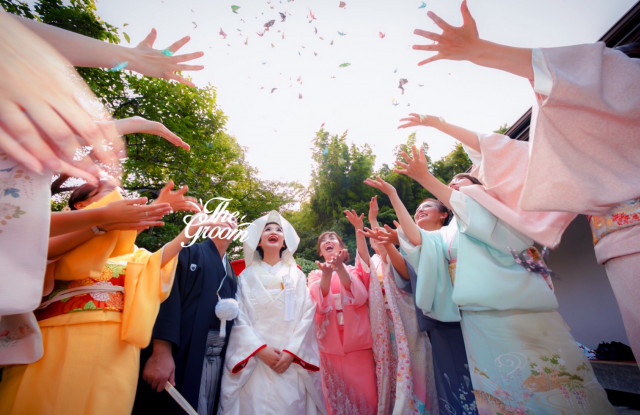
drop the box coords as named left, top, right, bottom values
left=10, top=14, right=204, bottom=86
left=395, top=146, right=453, bottom=210
left=413, top=0, right=533, bottom=79
left=361, top=225, right=409, bottom=280
left=364, top=176, right=422, bottom=247
left=398, top=114, right=480, bottom=153
left=114, top=116, right=190, bottom=150
left=50, top=198, right=171, bottom=237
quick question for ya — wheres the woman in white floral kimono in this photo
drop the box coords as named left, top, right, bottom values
left=366, top=146, right=615, bottom=415
left=365, top=196, right=439, bottom=415
left=219, top=211, right=327, bottom=415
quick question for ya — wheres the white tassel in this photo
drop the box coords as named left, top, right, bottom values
left=215, top=298, right=239, bottom=338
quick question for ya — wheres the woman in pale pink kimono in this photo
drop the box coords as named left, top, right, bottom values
left=307, top=210, right=377, bottom=415
left=411, top=0, right=640, bottom=361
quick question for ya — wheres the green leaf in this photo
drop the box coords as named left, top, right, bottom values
left=123, top=32, right=130, bottom=43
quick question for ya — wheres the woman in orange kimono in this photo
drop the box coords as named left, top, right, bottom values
left=307, top=211, right=377, bottom=415
left=0, top=183, right=203, bottom=415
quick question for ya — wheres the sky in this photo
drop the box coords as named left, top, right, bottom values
left=96, top=0, right=637, bottom=187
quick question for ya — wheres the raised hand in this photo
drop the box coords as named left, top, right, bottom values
left=412, top=0, right=480, bottom=66
left=114, top=116, right=190, bottom=150
left=361, top=224, right=400, bottom=246
left=330, top=249, right=350, bottom=268
left=127, top=29, right=204, bottom=87
left=0, top=12, right=122, bottom=182
left=383, top=222, right=401, bottom=246
left=100, top=197, right=172, bottom=232
left=368, top=196, right=379, bottom=227
left=344, top=209, right=365, bottom=230
left=398, top=113, right=444, bottom=129
left=364, top=176, right=397, bottom=197
left=154, top=181, right=201, bottom=213
left=395, top=146, right=430, bottom=182
left=359, top=227, right=385, bottom=241
left=315, top=259, right=334, bottom=275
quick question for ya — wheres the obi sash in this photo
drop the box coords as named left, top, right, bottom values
left=35, top=262, right=126, bottom=321
left=589, top=198, right=640, bottom=245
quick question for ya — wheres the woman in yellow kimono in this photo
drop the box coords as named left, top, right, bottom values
left=0, top=183, right=204, bottom=415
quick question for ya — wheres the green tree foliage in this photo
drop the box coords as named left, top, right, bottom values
left=431, top=143, right=472, bottom=186
left=292, top=130, right=475, bottom=264
left=288, top=129, right=377, bottom=263
left=6, top=0, right=298, bottom=255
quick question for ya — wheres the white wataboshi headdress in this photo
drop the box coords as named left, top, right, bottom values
left=242, top=210, right=300, bottom=267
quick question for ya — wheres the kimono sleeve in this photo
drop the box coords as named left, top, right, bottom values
left=459, top=133, right=575, bottom=248
left=390, top=259, right=413, bottom=294
left=120, top=247, right=178, bottom=348
left=282, top=268, right=320, bottom=371
left=523, top=42, right=640, bottom=215
left=307, top=269, right=332, bottom=313
left=451, top=192, right=559, bottom=311
left=341, top=262, right=368, bottom=307
left=399, top=227, right=460, bottom=322
left=450, top=191, right=531, bottom=252
left=225, top=273, right=267, bottom=374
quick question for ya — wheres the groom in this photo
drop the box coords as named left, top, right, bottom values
left=133, top=213, right=239, bottom=415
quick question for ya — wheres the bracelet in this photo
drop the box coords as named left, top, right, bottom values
left=91, top=225, right=107, bottom=235
left=108, top=61, right=129, bottom=72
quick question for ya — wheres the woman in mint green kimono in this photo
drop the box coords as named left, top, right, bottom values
left=365, top=146, right=615, bottom=415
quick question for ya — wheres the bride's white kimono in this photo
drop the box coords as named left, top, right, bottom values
left=220, top=211, right=326, bottom=415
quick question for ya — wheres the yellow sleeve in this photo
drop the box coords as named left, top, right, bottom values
left=118, top=247, right=178, bottom=348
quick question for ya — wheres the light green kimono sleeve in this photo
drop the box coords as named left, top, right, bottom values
left=450, top=192, right=558, bottom=311
left=398, top=228, right=461, bottom=322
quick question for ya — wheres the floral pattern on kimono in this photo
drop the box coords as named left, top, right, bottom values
left=0, top=154, right=50, bottom=364
left=448, top=191, right=615, bottom=415
left=370, top=253, right=438, bottom=415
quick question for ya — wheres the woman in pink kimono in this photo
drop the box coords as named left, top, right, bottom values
left=411, top=0, right=640, bottom=361
left=307, top=211, right=377, bottom=415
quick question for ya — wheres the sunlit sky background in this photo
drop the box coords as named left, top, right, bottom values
left=96, top=0, right=636, bottom=187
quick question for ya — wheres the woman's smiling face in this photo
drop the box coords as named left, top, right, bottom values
left=258, top=222, right=284, bottom=252
left=414, top=201, right=445, bottom=230
left=318, top=232, right=343, bottom=261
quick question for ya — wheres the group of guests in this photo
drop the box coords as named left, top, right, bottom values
left=1, top=1, right=639, bottom=414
